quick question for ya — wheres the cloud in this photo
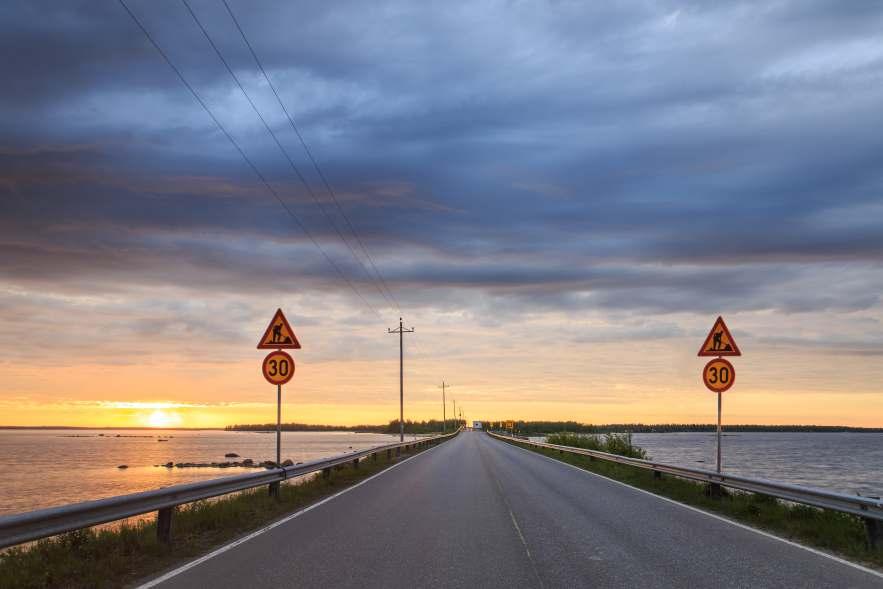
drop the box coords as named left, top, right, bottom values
left=1, top=0, right=882, bottom=365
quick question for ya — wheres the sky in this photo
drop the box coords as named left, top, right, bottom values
left=1, top=0, right=882, bottom=428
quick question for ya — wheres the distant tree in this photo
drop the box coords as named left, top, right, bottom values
left=476, top=421, right=882, bottom=434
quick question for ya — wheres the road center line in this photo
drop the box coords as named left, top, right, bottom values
left=478, top=436, right=546, bottom=589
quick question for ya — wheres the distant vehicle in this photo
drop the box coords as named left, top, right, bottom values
left=473, top=421, right=482, bottom=430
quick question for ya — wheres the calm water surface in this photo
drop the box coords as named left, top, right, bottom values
left=2, top=430, right=880, bottom=516
left=627, top=432, right=881, bottom=496
left=0, top=429, right=411, bottom=516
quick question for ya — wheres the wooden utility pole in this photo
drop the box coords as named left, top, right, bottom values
left=440, top=381, right=452, bottom=433
left=388, top=318, right=414, bottom=442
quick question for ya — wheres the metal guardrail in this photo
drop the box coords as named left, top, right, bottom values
left=488, top=431, right=883, bottom=524
left=0, top=431, right=459, bottom=549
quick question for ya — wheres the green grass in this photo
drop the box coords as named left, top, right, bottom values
left=546, top=432, right=648, bottom=459
left=500, top=435, right=882, bottom=569
left=0, top=441, right=447, bottom=589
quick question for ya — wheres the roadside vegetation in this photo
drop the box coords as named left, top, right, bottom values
left=0, top=440, right=449, bottom=589
left=546, top=432, right=648, bottom=459
left=487, top=421, right=883, bottom=435
left=499, top=435, right=882, bottom=569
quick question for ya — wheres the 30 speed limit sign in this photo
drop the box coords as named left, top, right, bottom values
left=702, top=357, right=735, bottom=393
left=262, top=350, right=295, bottom=385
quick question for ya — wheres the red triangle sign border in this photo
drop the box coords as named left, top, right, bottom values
left=257, top=308, right=302, bottom=350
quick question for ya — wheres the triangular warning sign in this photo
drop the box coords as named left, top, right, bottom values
left=257, top=309, right=302, bottom=349
left=698, top=316, right=741, bottom=357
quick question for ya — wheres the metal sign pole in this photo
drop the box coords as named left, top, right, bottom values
left=399, top=320, right=404, bottom=442
left=277, top=383, right=281, bottom=467
left=716, top=390, right=722, bottom=473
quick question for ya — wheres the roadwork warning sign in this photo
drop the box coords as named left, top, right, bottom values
left=257, top=308, right=302, bottom=349
left=698, top=316, right=741, bottom=357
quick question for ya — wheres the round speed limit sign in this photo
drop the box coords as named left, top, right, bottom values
left=262, top=350, right=295, bottom=385
left=702, top=358, right=735, bottom=393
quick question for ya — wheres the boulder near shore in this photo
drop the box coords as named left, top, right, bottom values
left=152, top=458, right=297, bottom=469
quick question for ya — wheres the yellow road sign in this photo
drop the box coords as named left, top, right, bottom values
left=698, top=316, right=741, bottom=356
left=262, top=350, right=295, bottom=385
left=257, top=308, right=302, bottom=349
left=702, top=358, right=735, bottom=393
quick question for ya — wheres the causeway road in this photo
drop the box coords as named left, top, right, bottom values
left=145, top=431, right=881, bottom=588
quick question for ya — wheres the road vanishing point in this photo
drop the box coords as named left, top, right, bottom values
left=144, top=431, right=881, bottom=589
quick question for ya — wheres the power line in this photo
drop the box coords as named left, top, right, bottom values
left=221, top=0, right=401, bottom=313
left=180, top=0, right=390, bottom=311
left=117, top=0, right=381, bottom=320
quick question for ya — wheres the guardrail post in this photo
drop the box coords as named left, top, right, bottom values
left=156, top=507, right=173, bottom=544
left=653, top=470, right=662, bottom=480
left=387, top=448, right=392, bottom=459
left=865, top=517, right=881, bottom=550
left=352, top=458, right=360, bottom=469
left=268, top=482, right=280, bottom=498
left=372, top=452, right=377, bottom=462
left=395, top=447, right=401, bottom=456
left=707, top=483, right=723, bottom=498
left=322, top=467, right=331, bottom=480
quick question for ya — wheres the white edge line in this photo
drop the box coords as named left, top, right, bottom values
left=136, top=441, right=449, bottom=588
left=493, top=435, right=883, bottom=580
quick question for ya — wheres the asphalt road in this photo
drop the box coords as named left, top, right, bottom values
left=146, top=431, right=882, bottom=588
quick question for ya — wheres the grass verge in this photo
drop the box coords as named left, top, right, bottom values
left=499, top=435, right=882, bottom=570
left=0, top=440, right=447, bottom=589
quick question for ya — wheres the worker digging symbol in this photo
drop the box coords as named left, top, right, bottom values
left=712, top=330, right=733, bottom=352
left=271, top=322, right=293, bottom=345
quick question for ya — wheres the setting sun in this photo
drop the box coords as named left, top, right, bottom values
left=146, top=410, right=181, bottom=428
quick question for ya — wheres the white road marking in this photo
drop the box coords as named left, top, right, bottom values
left=495, top=436, right=883, bottom=580
left=136, top=441, right=450, bottom=588
left=508, top=509, right=531, bottom=556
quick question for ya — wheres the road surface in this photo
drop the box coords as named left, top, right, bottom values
left=145, top=431, right=881, bottom=588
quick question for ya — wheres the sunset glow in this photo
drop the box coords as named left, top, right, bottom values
left=145, top=410, right=182, bottom=428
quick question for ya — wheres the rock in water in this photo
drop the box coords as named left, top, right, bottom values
left=117, top=465, right=128, bottom=469
left=281, top=459, right=294, bottom=467
left=225, top=452, right=240, bottom=458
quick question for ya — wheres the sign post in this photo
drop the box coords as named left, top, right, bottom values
left=698, top=316, right=741, bottom=476
left=257, top=309, right=301, bottom=497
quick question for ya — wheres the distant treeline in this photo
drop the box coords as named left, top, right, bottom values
left=483, top=421, right=883, bottom=434
left=226, top=419, right=465, bottom=434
